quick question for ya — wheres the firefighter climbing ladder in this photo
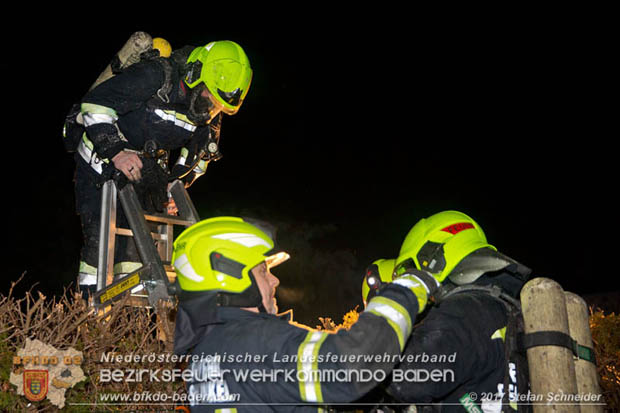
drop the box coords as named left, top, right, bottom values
left=92, top=179, right=199, bottom=310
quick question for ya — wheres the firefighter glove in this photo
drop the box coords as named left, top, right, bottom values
left=185, top=126, right=210, bottom=165
left=134, top=157, right=169, bottom=213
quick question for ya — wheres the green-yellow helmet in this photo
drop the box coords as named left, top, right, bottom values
left=362, top=258, right=396, bottom=307
left=185, top=41, right=252, bottom=116
left=394, top=211, right=496, bottom=283
left=172, top=217, right=273, bottom=294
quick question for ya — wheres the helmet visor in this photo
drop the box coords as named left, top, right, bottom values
left=265, top=251, right=290, bottom=269
left=205, top=59, right=251, bottom=115
left=393, top=257, right=418, bottom=279
left=189, top=83, right=224, bottom=124
left=218, top=87, right=243, bottom=108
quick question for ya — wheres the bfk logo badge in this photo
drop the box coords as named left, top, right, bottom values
left=23, top=370, right=48, bottom=402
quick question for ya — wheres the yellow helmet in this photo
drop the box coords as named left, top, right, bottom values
left=394, top=211, right=496, bottom=283
left=362, top=258, right=395, bottom=307
left=152, top=37, right=172, bottom=58
left=172, top=217, right=274, bottom=307
left=184, top=41, right=252, bottom=124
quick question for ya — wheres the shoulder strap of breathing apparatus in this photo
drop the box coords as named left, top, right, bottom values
left=435, top=283, right=530, bottom=412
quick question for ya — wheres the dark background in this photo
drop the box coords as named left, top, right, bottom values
left=2, top=21, right=615, bottom=326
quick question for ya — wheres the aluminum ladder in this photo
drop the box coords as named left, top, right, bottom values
left=92, top=179, right=199, bottom=310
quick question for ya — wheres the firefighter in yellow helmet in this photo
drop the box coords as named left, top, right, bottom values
left=381, top=210, right=532, bottom=412
left=68, top=37, right=253, bottom=298
left=172, top=217, right=444, bottom=411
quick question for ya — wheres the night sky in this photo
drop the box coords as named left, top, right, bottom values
left=2, top=23, right=614, bottom=325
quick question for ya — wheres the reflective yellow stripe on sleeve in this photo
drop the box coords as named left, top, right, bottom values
left=365, top=296, right=413, bottom=351
left=81, top=103, right=118, bottom=119
left=392, top=276, right=429, bottom=312
left=297, top=330, right=328, bottom=403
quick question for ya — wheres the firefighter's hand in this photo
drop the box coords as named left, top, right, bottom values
left=133, top=157, right=169, bottom=213
left=393, top=269, right=440, bottom=313
left=166, top=183, right=178, bottom=215
left=112, top=150, right=143, bottom=182
left=186, top=126, right=210, bottom=163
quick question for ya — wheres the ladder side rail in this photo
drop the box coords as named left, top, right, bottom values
left=118, top=183, right=171, bottom=307
left=169, top=180, right=200, bottom=224
left=97, top=181, right=118, bottom=292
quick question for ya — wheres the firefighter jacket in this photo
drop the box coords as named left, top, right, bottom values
left=174, top=281, right=423, bottom=413
left=386, top=268, right=529, bottom=412
left=78, top=54, right=220, bottom=182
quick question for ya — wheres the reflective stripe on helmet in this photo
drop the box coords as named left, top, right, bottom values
left=365, top=296, right=412, bottom=351
left=174, top=253, right=204, bottom=282
left=211, top=233, right=273, bottom=248
left=297, top=331, right=328, bottom=402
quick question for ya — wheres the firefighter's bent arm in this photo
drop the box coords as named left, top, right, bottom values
left=290, top=274, right=434, bottom=404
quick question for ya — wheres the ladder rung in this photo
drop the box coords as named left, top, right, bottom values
left=115, top=228, right=168, bottom=241
left=144, top=213, right=196, bottom=226
left=164, top=264, right=176, bottom=283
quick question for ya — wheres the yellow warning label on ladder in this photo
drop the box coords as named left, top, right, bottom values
left=98, top=272, right=141, bottom=304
